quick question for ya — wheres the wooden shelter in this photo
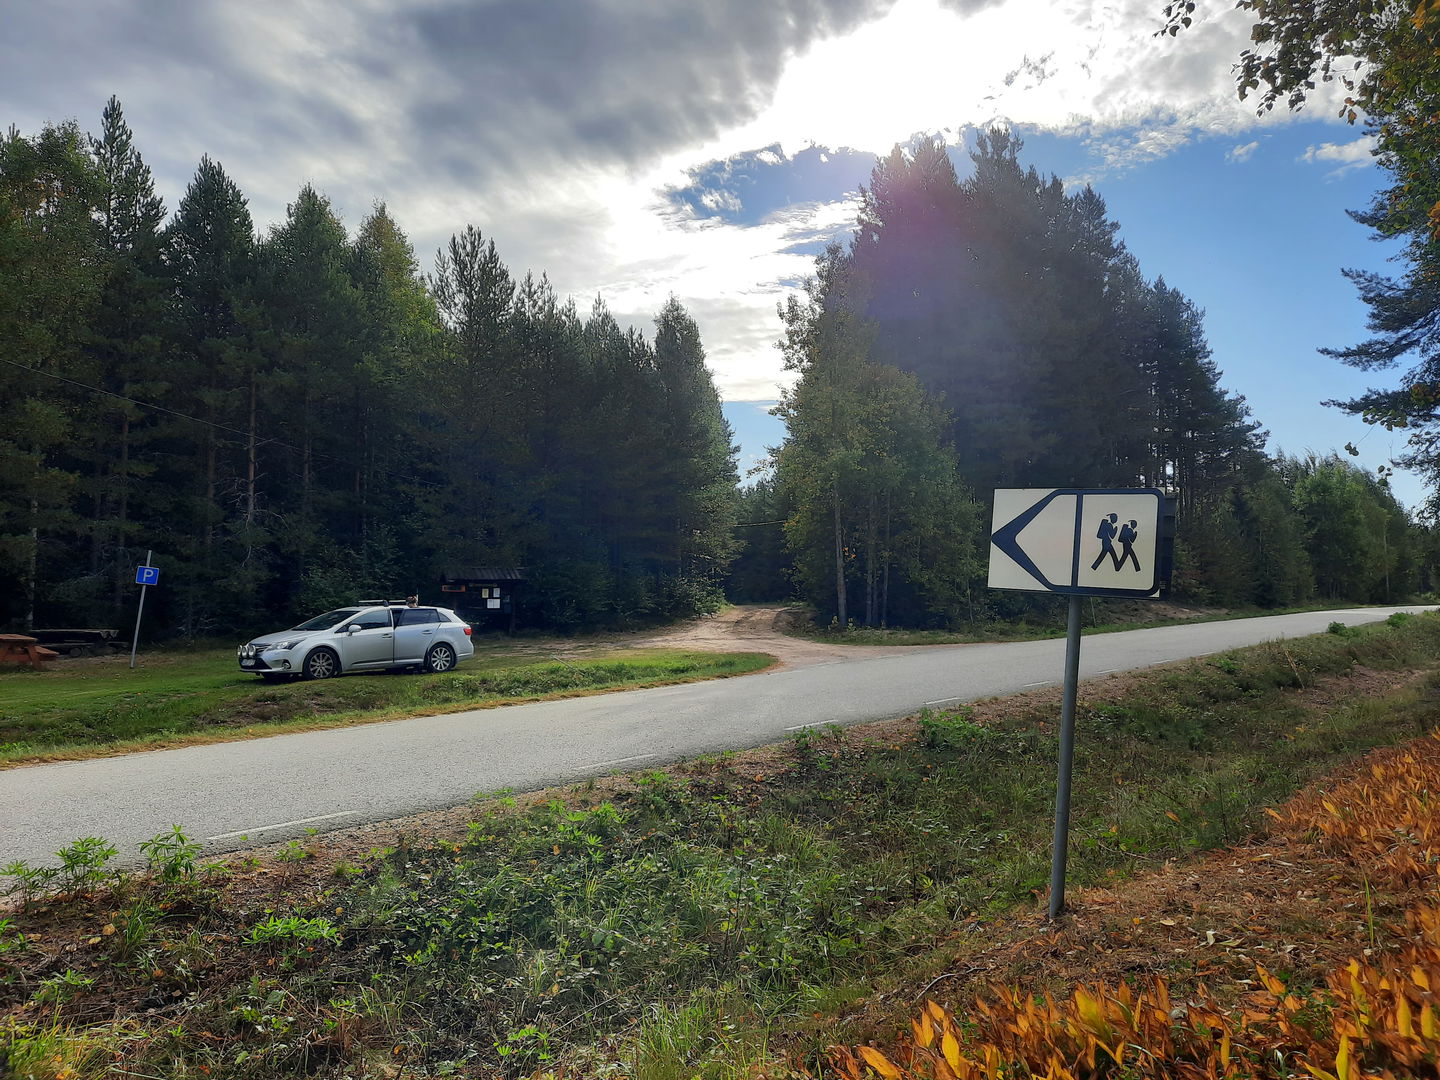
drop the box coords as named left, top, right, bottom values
left=439, top=567, right=527, bottom=632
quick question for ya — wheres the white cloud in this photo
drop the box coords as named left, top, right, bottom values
left=1301, top=137, right=1376, bottom=176
left=1227, top=140, right=1260, bottom=162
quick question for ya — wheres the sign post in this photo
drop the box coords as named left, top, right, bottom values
left=987, top=489, right=1173, bottom=917
left=130, top=551, right=158, bottom=670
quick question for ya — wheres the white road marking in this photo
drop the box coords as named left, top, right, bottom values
left=1096, top=668, right=1118, bottom=674
left=207, top=810, right=359, bottom=842
left=585, top=754, right=658, bottom=770
left=785, top=722, right=824, bottom=731
left=1022, top=680, right=1049, bottom=687
left=923, top=697, right=962, bottom=708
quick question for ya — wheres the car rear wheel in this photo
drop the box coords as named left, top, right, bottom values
left=302, top=648, right=339, bottom=680
left=424, top=642, right=456, bottom=674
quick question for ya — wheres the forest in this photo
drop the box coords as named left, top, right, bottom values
left=734, top=133, right=1430, bottom=626
left=1, top=100, right=738, bottom=636
left=1, top=100, right=1429, bottom=638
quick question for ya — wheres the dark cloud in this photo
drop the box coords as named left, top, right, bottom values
left=7, top=0, right=897, bottom=211
left=399, top=0, right=898, bottom=181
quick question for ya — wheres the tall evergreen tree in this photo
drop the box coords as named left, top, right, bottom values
left=0, top=121, right=104, bottom=629
left=163, top=154, right=256, bottom=632
left=74, top=97, right=170, bottom=621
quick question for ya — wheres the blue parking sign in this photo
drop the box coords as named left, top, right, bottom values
left=135, top=565, right=160, bottom=586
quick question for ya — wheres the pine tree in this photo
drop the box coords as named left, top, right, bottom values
left=163, top=155, right=256, bottom=632
left=0, top=121, right=104, bottom=629
left=75, top=97, right=170, bottom=621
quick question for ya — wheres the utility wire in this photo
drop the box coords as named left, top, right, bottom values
left=1, top=356, right=443, bottom=489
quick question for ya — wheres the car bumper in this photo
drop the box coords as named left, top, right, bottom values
left=237, top=648, right=300, bottom=673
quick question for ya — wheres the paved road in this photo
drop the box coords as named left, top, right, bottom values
left=2, top=606, right=1430, bottom=869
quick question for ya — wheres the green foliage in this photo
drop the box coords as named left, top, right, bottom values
left=3, top=835, right=118, bottom=904
left=917, top=707, right=987, bottom=750
left=1175, top=0, right=1440, bottom=508
left=775, top=247, right=980, bottom=627
left=31, top=969, right=94, bottom=1006
left=139, top=825, right=202, bottom=882
left=0, top=916, right=26, bottom=955
left=245, top=915, right=341, bottom=947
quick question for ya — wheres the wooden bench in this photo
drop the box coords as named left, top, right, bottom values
left=0, top=634, right=59, bottom=670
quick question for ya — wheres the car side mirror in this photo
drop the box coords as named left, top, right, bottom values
left=346, top=624, right=362, bottom=634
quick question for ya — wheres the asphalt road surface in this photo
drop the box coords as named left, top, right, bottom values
left=3, top=606, right=1431, bottom=869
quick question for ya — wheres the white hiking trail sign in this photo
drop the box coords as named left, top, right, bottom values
left=987, top=488, right=1167, bottom=599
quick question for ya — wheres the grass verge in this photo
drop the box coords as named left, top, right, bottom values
left=0, top=648, right=775, bottom=765
left=3, top=613, right=1440, bottom=1078
left=798, top=599, right=1404, bottom=646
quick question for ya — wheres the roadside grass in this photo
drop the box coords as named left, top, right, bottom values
left=799, top=599, right=1406, bottom=646
left=0, top=648, right=774, bottom=765
left=4, top=614, right=1440, bottom=1079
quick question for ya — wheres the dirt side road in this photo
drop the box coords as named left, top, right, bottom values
left=621, top=604, right=902, bottom=668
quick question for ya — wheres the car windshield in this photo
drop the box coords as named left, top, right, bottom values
left=290, top=608, right=362, bottom=632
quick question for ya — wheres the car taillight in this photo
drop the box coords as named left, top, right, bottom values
left=463, top=626, right=472, bottom=635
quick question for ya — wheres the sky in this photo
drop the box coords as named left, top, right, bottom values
left=4, top=0, right=1423, bottom=507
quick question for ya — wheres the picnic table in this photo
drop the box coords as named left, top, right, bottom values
left=0, top=634, right=59, bottom=670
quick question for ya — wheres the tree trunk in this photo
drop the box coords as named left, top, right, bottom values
left=112, top=412, right=130, bottom=616
left=881, top=490, right=892, bottom=627
left=244, top=372, right=258, bottom=568
left=864, top=490, right=876, bottom=626
left=25, top=493, right=38, bottom=633
left=832, top=479, right=847, bottom=628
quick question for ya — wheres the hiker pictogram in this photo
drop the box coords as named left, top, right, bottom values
left=1090, top=513, right=1119, bottom=570
left=1091, top=513, right=1142, bottom=573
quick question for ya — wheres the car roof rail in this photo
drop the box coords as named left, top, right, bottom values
left=356, top=598, right=420, bottom=607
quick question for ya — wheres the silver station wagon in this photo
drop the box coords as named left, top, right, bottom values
left=237, top=601, right=475, bottom=680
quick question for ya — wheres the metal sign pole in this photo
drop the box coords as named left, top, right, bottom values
left=1048, top=593, right=1084, bottom=919
left=129, top=548, right=152, bottom=670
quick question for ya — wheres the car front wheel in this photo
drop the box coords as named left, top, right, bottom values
left=424, top=642, right=456, bottom=674
left=302, top=648, right=339, bottom=680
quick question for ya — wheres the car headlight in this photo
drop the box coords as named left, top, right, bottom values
left=272, top=640, right=300, bottom=652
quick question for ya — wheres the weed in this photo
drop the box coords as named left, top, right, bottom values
left=139, top=824, right=202, bottom=882
left=917, top=707, right=986, bottom=750
left=276, top=840, right=312, bottom=863
left=494, top=1024, right=553, bottom=1069
left=54, top=836, right=118, bottom=892
left=32, top=969, right=94, bottom=1006
left=3, top=836, right=118, bottom=904
left=0, top=917, right=25, bottom=955
left=246, top=915, right=341, bottom=947
left=110, top=898, right=158, bottom=963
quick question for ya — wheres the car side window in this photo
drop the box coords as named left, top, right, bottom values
left=348, top=610, right=393, bottom=631
left=397, top=608, right=439, bottom=626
